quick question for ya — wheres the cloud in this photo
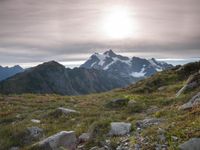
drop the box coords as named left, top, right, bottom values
left=0, top=0, right=199, bottom=66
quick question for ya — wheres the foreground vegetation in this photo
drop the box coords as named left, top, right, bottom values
left=0, top=62, right=200, bottom=150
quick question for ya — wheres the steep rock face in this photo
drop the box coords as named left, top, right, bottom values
left=81, top=50, right=173, bottom=83
left=0, top=65, right=23, bottom=81
left=0, top=61, right=129, bottom=95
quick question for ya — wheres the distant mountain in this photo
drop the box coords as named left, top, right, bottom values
left=0, top=61, right=130, bottom=95
left=0, top=65, right=24, bottom=81
left=81, top=50, right=173, bottom=82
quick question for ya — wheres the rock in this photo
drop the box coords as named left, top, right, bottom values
left=9, top=147, right=19, bottom=150
left=146, top=106, right=159, bottom=114
left=179, top=138, right=200, bottom=150
left=79, top=133, right=90, bottom=143
left=176, top=72, right=200, bottom=97
left=51, top=107, right=79, bottom=117
left=171, top=136, right=178, bottom=142
left=135, top=144, right=141, bottom=150
left=31, top=119, right=41, bottom=123
left=157, top=128, right=166, bottom=143
left=27, top=126, right=43, bottom=139
left=179, top=92, right=200, bottom=110
left=136, top=118, right=163, bottom=129
left=89, top=146, right=105, bottom=150
left=158, top=86, right=167, bottom=91
left=155, top=144, right=168, bottom=150
left=23, top=126, right=44, bottom=145
left=106, top=98, right=129, bottom=108
left=109, top=122, right=131, bottom=136
left=57, top=107, right=79, bottom=114
left=34, top=131, right=77, bottom=150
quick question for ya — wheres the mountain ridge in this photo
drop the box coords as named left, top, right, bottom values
left=81, top=50, right=173, bottom=82
left=0, top=65, right=24, bottom=81
left=0, top=61, right=130, bottom=95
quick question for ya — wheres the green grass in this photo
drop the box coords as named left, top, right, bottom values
left=0, top=68, right=200, bottom=150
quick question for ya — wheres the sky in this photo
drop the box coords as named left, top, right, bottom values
left=0, top=0, right=200, bottom=68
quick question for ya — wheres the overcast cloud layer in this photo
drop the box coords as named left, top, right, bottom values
left=0, top=0, right=200, bottom=67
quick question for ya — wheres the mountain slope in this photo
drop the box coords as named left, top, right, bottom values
left=81, top=50, right=173, bottom=82
left=0, top=61, right=129, bottom=95
left=0, top=65, right=23, bottom=81
left=0, top=61, right=199, bottom=150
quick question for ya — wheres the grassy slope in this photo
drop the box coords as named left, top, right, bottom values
left=0, top=66, right=200, bottom=150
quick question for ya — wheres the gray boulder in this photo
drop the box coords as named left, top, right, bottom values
left=79, top=133, right=90, bottom=143
left=106, top=98, right=129, bottom=108
left=176, top=72, right=200, bottom=97
left=179, top=138, right=200, bottom=150
left=109, top=122, right=131, bottom=136
left=179, top=92, right=200, bottom=110
left=27, top=126, right=43, bottom=139
left=136, top=118, right=163, bottom=129
left=34, top=131, right=77, bottom=150
left=57, top=107, right=79, bottom=114
left=9, top=147, right=19, bottom=150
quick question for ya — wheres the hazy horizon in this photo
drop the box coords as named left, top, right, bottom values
left=1, top=50, right=199, bottom=68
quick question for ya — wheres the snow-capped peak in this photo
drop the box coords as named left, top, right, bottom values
left=81, top=50, right=173, bottom=81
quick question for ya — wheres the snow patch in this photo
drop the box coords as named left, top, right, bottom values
left=130, top=67, right=146, bottom=78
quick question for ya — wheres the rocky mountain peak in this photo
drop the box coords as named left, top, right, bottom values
left=103, top=49, right=116, bottom=57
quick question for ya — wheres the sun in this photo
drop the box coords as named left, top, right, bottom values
left=102, top=6, right=135, bottom=39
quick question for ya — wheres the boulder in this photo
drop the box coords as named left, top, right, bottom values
left=179, top=92, right=200, bottom=110
left=9, top=147, right=19, bottom=150
left=106, top=98, right=129, bottom=108
left=158, top=86, right=167, bottom=91
left=179, top=138, right=200, bottom=150
left=51, top=107, right=79, bottom=117
left=31, top=119, right=41, bottom=123
left=27, top=126, right=43, bottom=139
left=136, top=118, right=163, bottom=129
left=79, top=133, right=90, bottom=143
left=89, top=146, right=106, bottom=150
left=109, top=122, right=131, bottom=136
left=176, top=72, right=200, bottom=97
left=57, top=107, right=79, bottom=114
left=34, top=131, right=77, bottom=150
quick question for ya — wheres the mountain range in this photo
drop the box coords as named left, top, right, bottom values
left=0, top=50, right=173, bottom=95
left=81, top=50, right=173, bottom=82
left=0, top=61, right=130, bottom=95
left=0, top=65, right=24, bottom=81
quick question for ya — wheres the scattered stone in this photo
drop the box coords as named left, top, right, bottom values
left=16, top=114, right=21, bottom=118
left=179, top=138, right=200, bottom=150
left=176, top=72, right=200, bottom=97
left=158, top=86, right=167, bottom=91
left=79, top=133, right=90, bottom=143
left=9, top=147, right=19, bottom=150
left=89, top=146, right=105, bottom=150
left=179, top=92, right=200, bottom=110
left=135, top=144, right=141, bottom=150
left=146, top=106, right=159, bottom=114
left=33, top=131, right=77, bottom=150
left=106, top=98, right=129, bottom=108
left=31, top=119, right=41, bottom=123
left=155, top=144, right=168, bottom=150
left=157, top=128, right=166, bottom=143
left=27, top=126, right=43, bottom=139
left=109, top=122, right=131, bottom=136
left=136, top=118, right=163, bottom=129
left=171, top=136, right=178, bottom=142
left=57, top=107, right=79, bottom=114
left=77, top=144, right=85, bottom=150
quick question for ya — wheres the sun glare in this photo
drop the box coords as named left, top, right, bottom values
left=102, top=6, right=135, bottom=39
